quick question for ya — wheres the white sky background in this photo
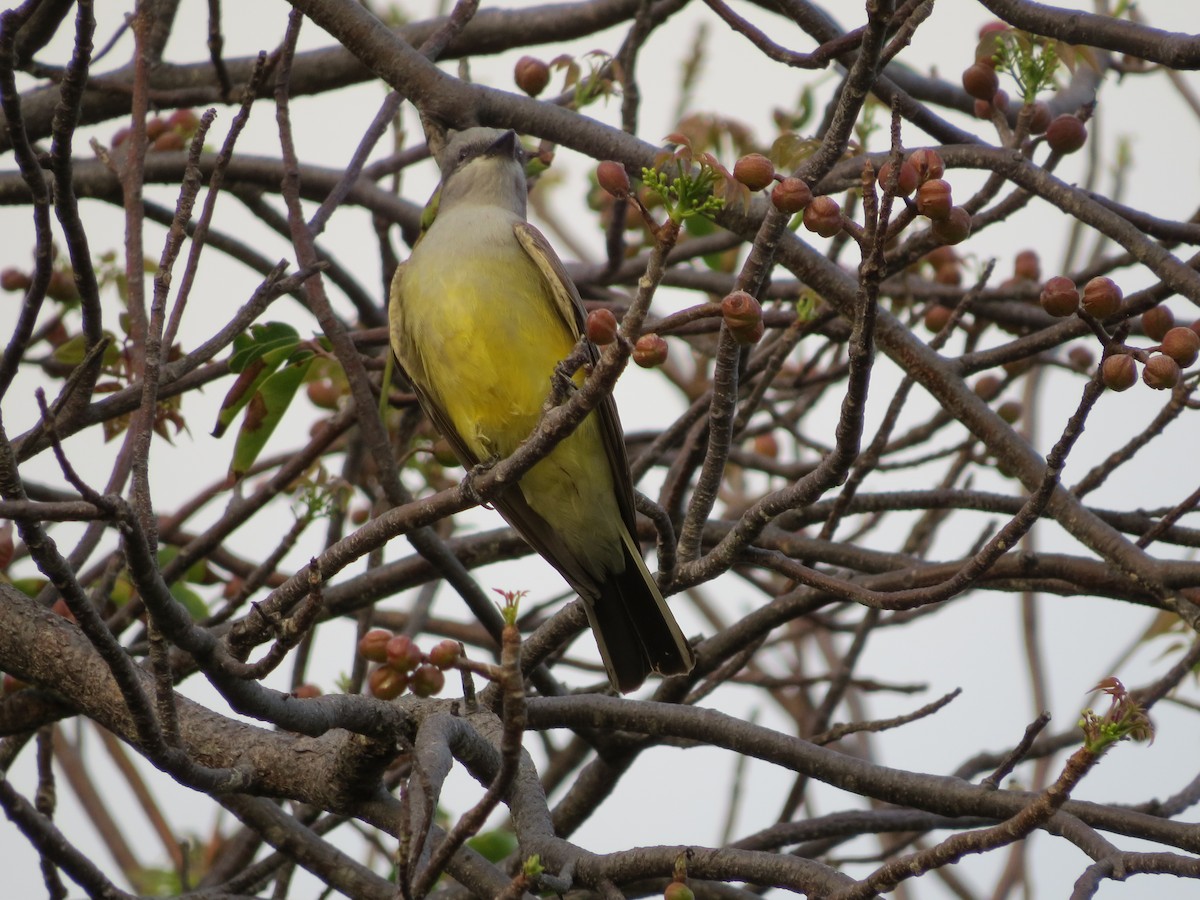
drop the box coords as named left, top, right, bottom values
left=3, top=1, right=1200, bottom=897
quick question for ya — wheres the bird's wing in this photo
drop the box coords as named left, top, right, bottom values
left=513, top=222, right=641, bottom=535
left=387, top=261, right=480, bottom=469
left=388, top=255, right=602, bottom=598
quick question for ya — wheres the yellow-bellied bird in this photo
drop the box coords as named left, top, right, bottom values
left=388, top=128, right=694, bottom=692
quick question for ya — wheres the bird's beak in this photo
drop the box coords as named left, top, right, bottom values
left=486, top=129, right=519, bottom=160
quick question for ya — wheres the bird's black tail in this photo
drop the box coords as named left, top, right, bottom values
left=585, top=529, right=695, bottom=693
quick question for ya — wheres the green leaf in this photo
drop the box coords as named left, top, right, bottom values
left=170, top=582, right=208, bottom=620
left=214, top=323, right=305, bottom=437
left=228, top=357, right=314, bottom=478
left=467, top=828, right=518, bottom=863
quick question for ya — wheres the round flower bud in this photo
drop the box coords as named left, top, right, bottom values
left=410, top=663, right=446, bottom=697
left=934, top=263, right=962, bottom=286
left=664, top=883, right=696, bottom=900
left=1160, top=326, right=1200, bottom=368
left=1080, top=276, right=1122, bottom=319
left=771, top=177, right=813, bottom=214
left=733, top=153, right=775, bottom=191
left=145, top=117, right=167, bottom=140
left=292, top=683, right=322, bottom=699
left=1143, top=353, right=1181, bottom=390
left=877, top=159, right=918, bottom=197
left=916, top=179, right=953, bottom=220
left=802, top=195, right=842, bottom=237
left=428, top=640, right=461, bottom=670
left=152, top=130, right=185, bottom=152
left=358, top=629, right=393, bottom=663
left=368, top=665, right=408, bottom=700
left=167, top=108, right=200, bottom=135
left=386, top=634, right=423, bottom=672
left=596, top=160, right=631, bottom=198
left=962, top=63, right=1000, bottom=101
left=721, top=290, right=762, bottom=333
left=997, top=400, right=1023, bottom=424
left=1039, top=275, right=1079, bottom=317
left=1142, top=306, right=1175, bottom=341
left=974, top=375, right=1003, bottom=400
left=0, top=268, right=30, bottom=292
left=930, top=206, right=972, bottom=244
left=1013, top=250, right=1040, bottom=282
left=1028, top=101, right=1052, bottom=134
left=633, top=333, right=668, bottom=368
left=907, top=148, right=944, bottom=182
left=1101, top=354, right=1137, bottom=391
left=1046, top=115, right=1087, bottom=154
left=1067, top=345, right=1095, bottom=372
left=586, top=307, right=619, bottom=345
left=753, top=433, right=779, bottom=458
left=923, top=304, right=953, bottom=333
left=514, top=56, right=551, bottom=97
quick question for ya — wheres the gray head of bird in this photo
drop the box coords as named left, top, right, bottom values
left=436, top=127, right=528, bottom=216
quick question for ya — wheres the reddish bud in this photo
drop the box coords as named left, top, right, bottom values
left=632, top=333, right=668, bottom=368
left=916, top=179, right=953, bottom=220
left=1013, top=250, right=1040, bottom=282
left=368, top=665, right=408, bottom=700
left=306, top=380, right=341, bottom=410
left=962, top=63, right=1000, bottom=101
left=3, top=673, right=29, bottom=695
left=753, top=432, right=779, bottom=458
left=292, top=683, right=322, bottom=699
left=166, top=108, right=200, bottom=135
left=721, top=290, right=762, bottom=333
left=924, top=246, right=957, bottom=270
left=386, top=634, right=423, bottom=672
left=1046, top=115, right=1087, bottom=154
left=428, top=640, right=461, bottom=670
left=974, top=375, right=1003, bottom=400
left=930, top=206, right=972, bottom=244
left=1040, top=276, right=1079, bottom=317
left=1161, top=326, right=1200, bottom=368
left=664, top=882, right=696, bottom=900
left=145, top=117, right=167, bottom=140
left=50, top=598, right=76, bottom=622
left=733, top=153, right=775, bottom=191
left=923, top=304, right=954, bottom=333
left=1143, top=353, right=1181, bottom=390
left=0, top=268, right=30, bottom=292
left=771, top=177, right=813, bottom=214
left=514, top=56, right=551, bottom=97
left=152, top=130, right=185, bottom=152
left=802, top=195, right=842, bottom=237
left=1101, top=354, right=1137, bottom=391
left=997, top=400, right=1023, bottom=424
left=596, top=160, right=631, bottom=198
left=1142, top=306, right=1175, bottom=341
left=1067, top=345, right=1095, bottom=372
left=1081, top=277, right=1122, bottom=319
left=586, top=307, right=619, bottom=345
left=1028, top=101, right=1052, bottom=134
left=46, top=270, right=78, bottom=302
left=908, top=148, right=944, bottom=182
left=111, top=126, right=131, bottom=148
left=358, top=629, right=393, bottom=663
left=410, top=664, right=446, bottom=697
left=877, top=159, right=918, bottom=197
left=934, top=263, right=962, bottom=286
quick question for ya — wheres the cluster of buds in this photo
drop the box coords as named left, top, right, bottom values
left=726, top=152, right=845, bottom=237
left=904, top=148, right=971, bottom=245
left=112, top=108, right=201, bottom=153
left=1039, top=273, right=1200, bottom=391
left=358, top=629, right=462, bottom=699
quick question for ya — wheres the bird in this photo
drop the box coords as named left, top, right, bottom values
left=388, top=127, right=695, bottom=692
